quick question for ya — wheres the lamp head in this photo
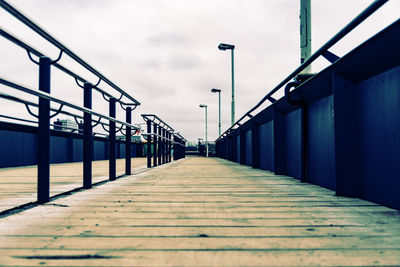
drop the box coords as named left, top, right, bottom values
left=218, top=43, right=235, bottom=51
left=211, top=88, right=221, bottom=93
left=199, top=104, right=207, bottom=108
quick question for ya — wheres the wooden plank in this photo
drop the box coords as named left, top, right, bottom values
left=1, top=157, right=400, bottom=266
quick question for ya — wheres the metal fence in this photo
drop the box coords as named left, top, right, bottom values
left=0, top=0, right=143, bottom=204
left=142, top=114, right=186, bottom=168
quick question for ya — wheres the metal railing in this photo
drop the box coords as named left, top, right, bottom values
left=0, top=0, right=142, bottom=205
left=142, top=114, right=187, bottom=168
left=0, top=0, right=140, bottom=105
left=216, top=0, right=389, bottom=141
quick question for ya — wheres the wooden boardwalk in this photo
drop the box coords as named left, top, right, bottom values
left=1, top=157, right=400, bottom=266
left=0, top=158, right=147, bottom=212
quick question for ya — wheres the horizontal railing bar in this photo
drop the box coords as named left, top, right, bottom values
left=0, top=92, right=112, bottom=127
left=0, top=26, right=135, bottom=106
left=0, top=0, right=140, bottom=106
left=0, top=76, right=140, bottom=131
left=141, top=133, right=174, bottom=142
left=141, top=114, right=175, bottom=131
left=174, top=132, right=187, bottom=142
left=0, top=115, right=130, bottom=140
left=142, top=133, right=185, bottom=147
left=215, top=0, right=389, bottom=142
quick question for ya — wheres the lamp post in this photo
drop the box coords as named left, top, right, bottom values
left=300, top=0, right=312, bottom=74
left=218, top=43, right=235, bottom=126
left=211, top=88, right=221, bottom=137
left=199, top=104, right=208, bottom=157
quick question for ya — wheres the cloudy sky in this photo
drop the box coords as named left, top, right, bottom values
left=0, top=0, right=399, bottom=142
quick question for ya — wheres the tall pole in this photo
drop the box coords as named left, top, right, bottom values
left=205, top=106, right=208, bottom=157
left=300, top=0, right=311, bottom=73
left=218, top=91, right=221, bottom=136
left=231, top=49, right=235, bottom=125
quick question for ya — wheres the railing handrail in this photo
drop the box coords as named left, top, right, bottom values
left=0, top=92, right=119, bottom=130
left=0, top=76, right=140, bottom=131
left=174, top=132, right=187, bottom=143
left=0, top=0, right=140, bottom=106
left=216, top=0, right=389, bottom=142
left=0, top=27, right=130, bottom=105
left=141, top=114, right=175, bottom=132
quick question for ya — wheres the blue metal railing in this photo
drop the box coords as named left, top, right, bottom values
left=142, top=114, right=187, bottom=168
left=0, top=0, right=140, bottom=105
left=0, top=0, right=143, bottom=205
left=216, top=0, right=389, bottom=141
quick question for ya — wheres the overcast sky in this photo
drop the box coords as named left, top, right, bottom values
left=0, top=0, right=399, bottom=142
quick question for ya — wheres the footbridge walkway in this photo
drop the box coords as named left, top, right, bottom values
left=1, top=157, right=400, bottom=266
left=1, top=0, right=400, bottom=266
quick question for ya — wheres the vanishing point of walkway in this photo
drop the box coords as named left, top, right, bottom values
left=1, top=157, right=400, bottom=266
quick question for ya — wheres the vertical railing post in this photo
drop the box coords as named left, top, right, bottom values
left=166, top=131, right=169, bottom=163
left=162, top=128, right=166, bottom=164
left=109, top=97, right=116, bottom=180
left=168, top=131, right=171, bottom=162
left=125, top=107, right=132, bottom=175
left=160, top=128, right=164, bottom=165
left=153, top=124, right=158, bottom=167
left=170, top=132, right=173, bottom=161
left=158, top=126, right=162, bottom=165
left=83, top=82, right=93, bottom=189
left=37, top=56, right=51, bottom=203
left=146, top=120, right=152, bottom=168
left=173, top=135, right=177, bottom=160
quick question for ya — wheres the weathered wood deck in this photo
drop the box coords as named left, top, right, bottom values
left=1, top=157, right=400, bottom=266
left=0, top=158, right=147, bottom=212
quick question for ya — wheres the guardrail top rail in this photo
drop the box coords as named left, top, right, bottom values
left=174, top=132, right=187, bottom=143
left=142, top=114, right=175, bottom=132
left=0, top=0, right=140, bottom=106
left=215, top=0, right=389, bottom=142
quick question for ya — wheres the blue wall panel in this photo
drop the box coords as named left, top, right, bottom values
left=224, top=140, right=228, bottom=159
left=307, top=95, right=336, bottom=190
left=245, top=130, right=252, bottom=166
left=259, top=121, right=274, bottom=171
left=284, top=109, right=301, bottom=179
left=356, top=66, right=400, bottom=208
left=236, top=134, right=240, bottom=163
left=118, top=143, right=126, bottom=159
left=93, top=139, right=106, bottom=161
left=0, top=130, right=37, bottom=167
left=50, top=135, right=69, bottom=164
left=73, top=138, right=83, bottom=162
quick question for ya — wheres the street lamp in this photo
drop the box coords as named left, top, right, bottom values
left=211, top=88, right=221, bottom=137
left=199, top=104, right=208, bottom=157
left=218, top=43, right=235, bottom=126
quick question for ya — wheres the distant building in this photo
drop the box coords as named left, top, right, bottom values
left=53, top=119, right=79, bottom=132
